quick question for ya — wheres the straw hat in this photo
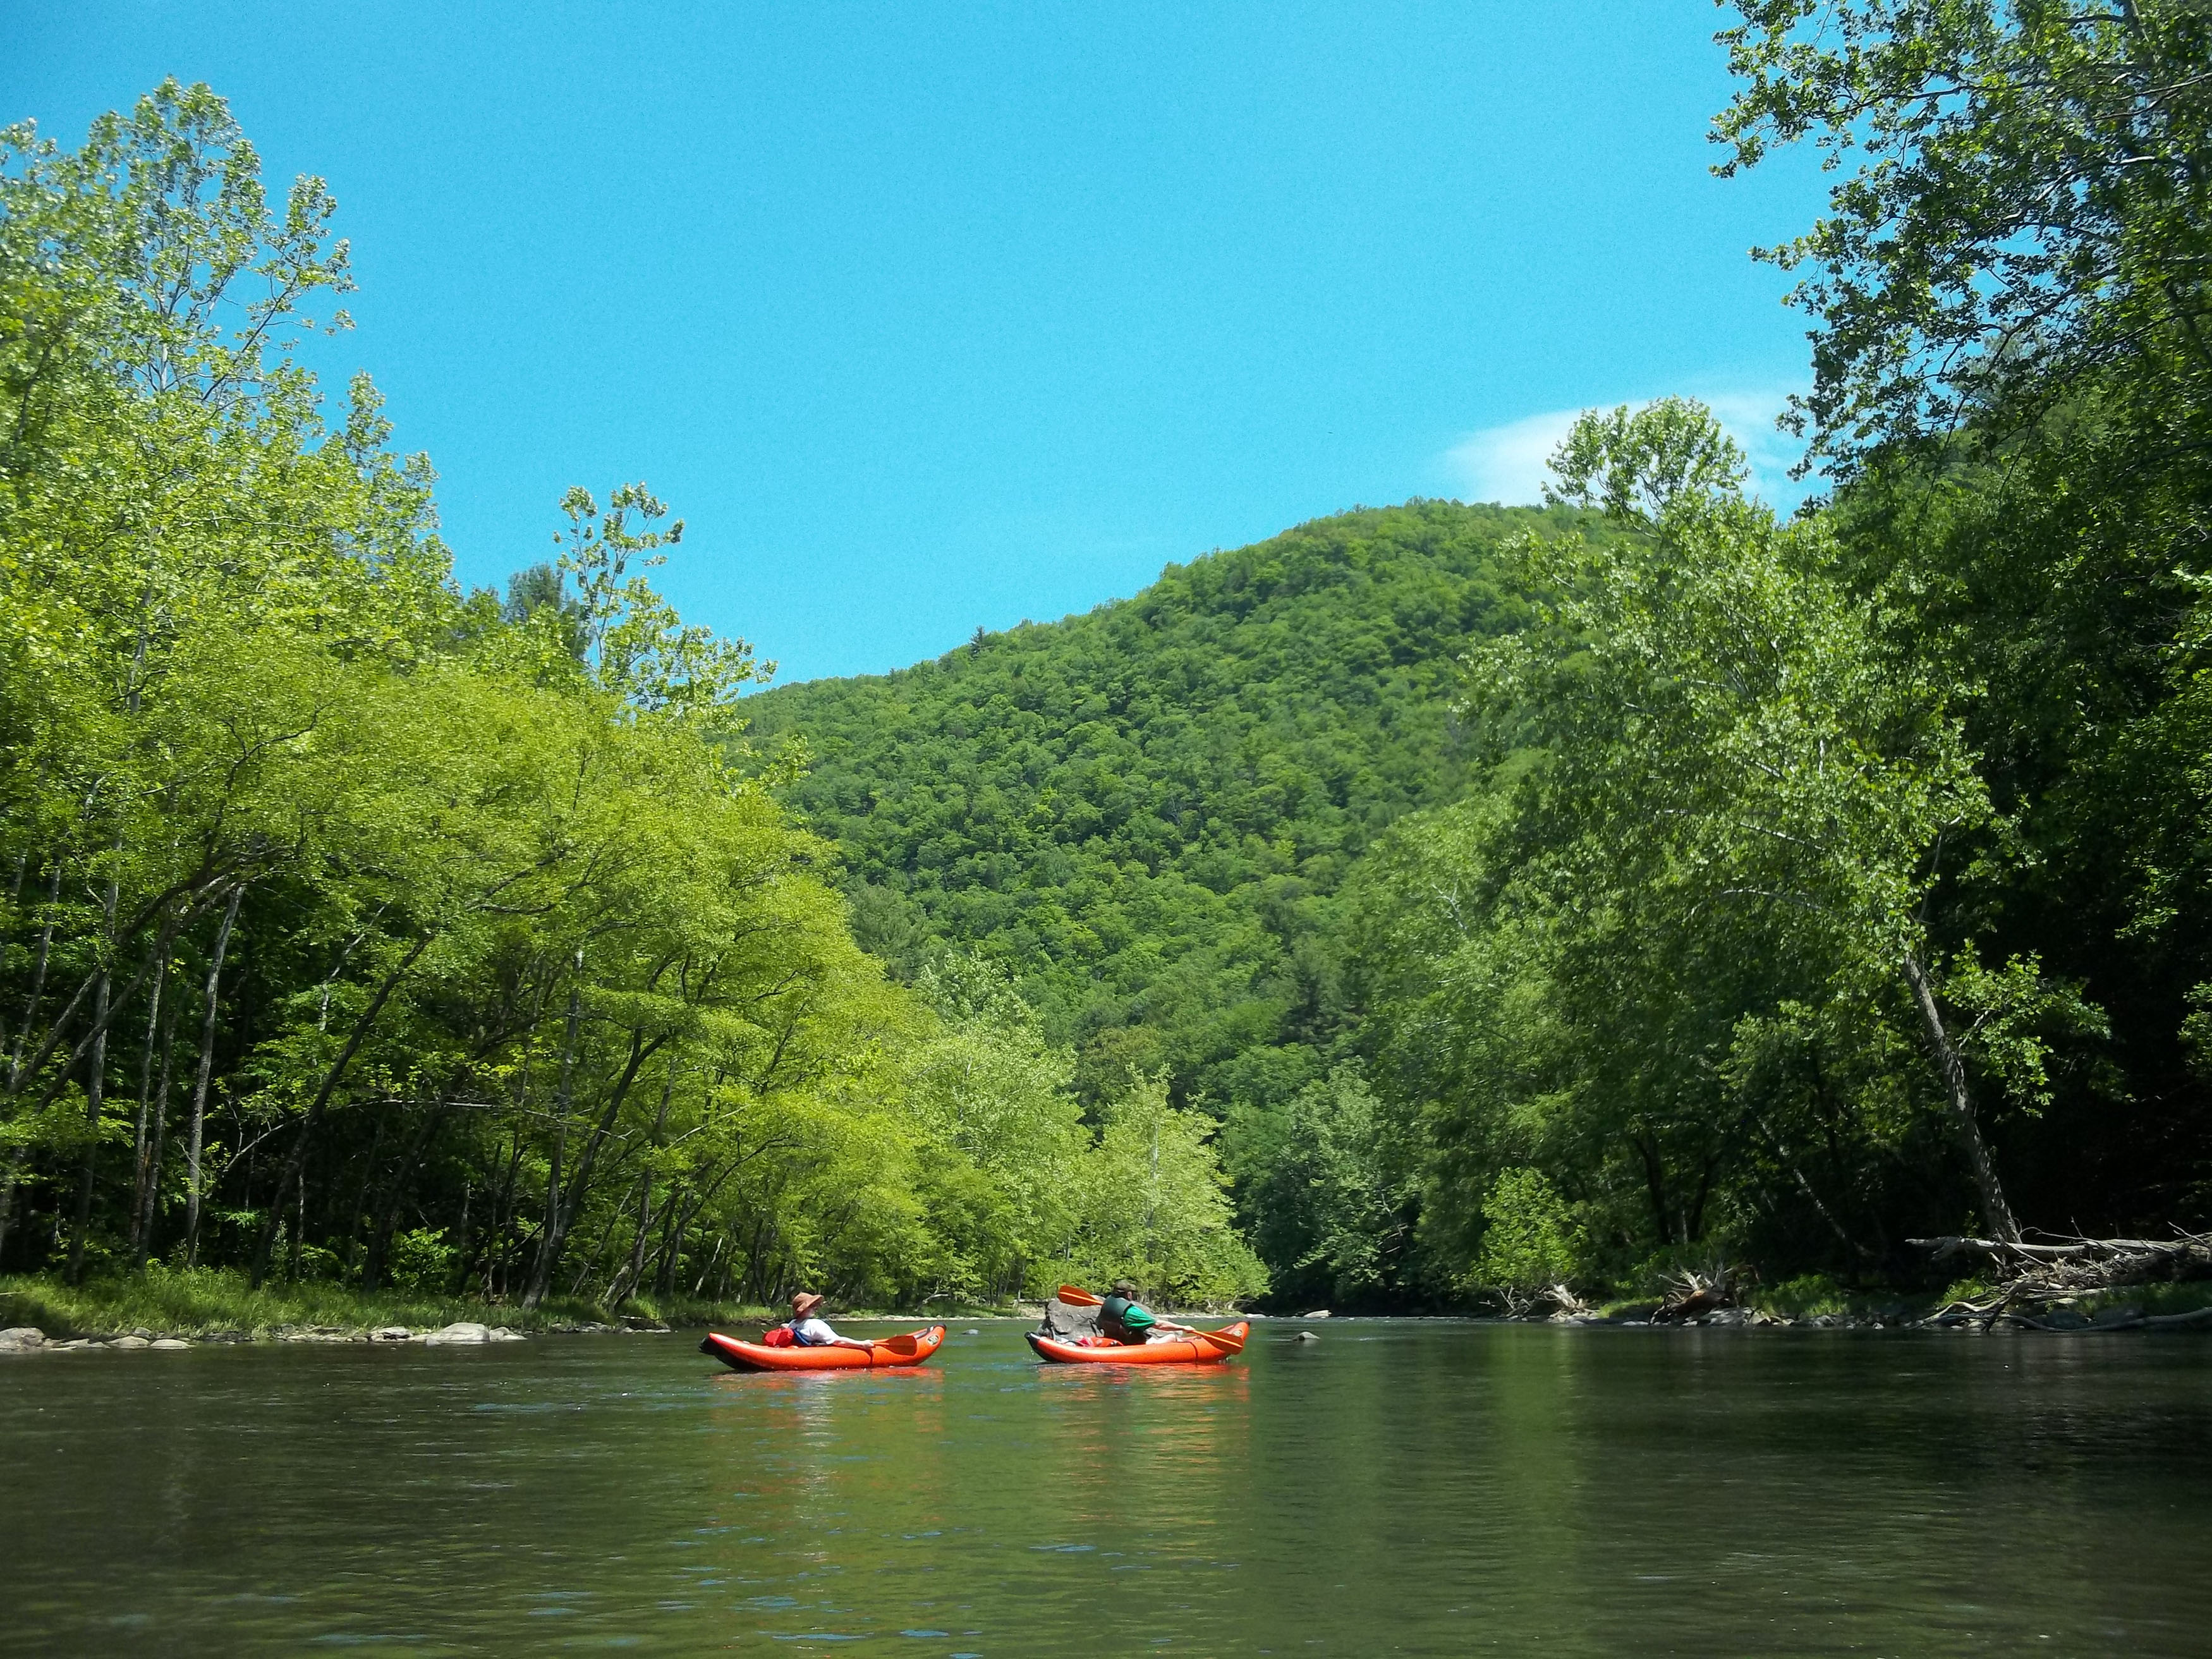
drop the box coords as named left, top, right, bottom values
left=791, top=1291, right=825, bottom=1316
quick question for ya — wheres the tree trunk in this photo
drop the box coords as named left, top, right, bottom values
left=485, top=1131, right=525, bottom=1300
left=10, top=863, right=61, bottom=1089
left=608, top=1069, right=675, bottom=1306
left=133, top=972, right=181, bottom=1265
left=252, top=932, right=434, bottom=1286
left=1903, top=950, right=2022, bottom=1244
left=126, top=948, right=171, bottom=1261
left=533, top=1030, right=663, bottom=1304
left=365, top=1100, right=450, bottom=1291
left=67, top=880, right=120, bottom=1285
left=523, top=973, right=585, bottom=1309
left=1635, top=1132, right=1673, bottom=1245
left=183, top=885, right=243, bottom=1267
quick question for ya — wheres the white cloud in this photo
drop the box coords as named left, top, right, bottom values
left=1442, top=409, right=1584, bottom=507
left=1443, top=389, right=1814, bottom=511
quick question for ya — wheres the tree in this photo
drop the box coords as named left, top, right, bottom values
left=1715, top=0, right=2212, bottom=472
left=0, top=82, right=1076, bottom=1316
left=1464, top=400, right=2105, bottom=1245
left=1064, top=1073, right=1268, bottom=1306
left=1715, top=0, right=2212, bottom=1234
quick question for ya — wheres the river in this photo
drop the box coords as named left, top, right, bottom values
left=3, top=1320, right=2208, bottom=1655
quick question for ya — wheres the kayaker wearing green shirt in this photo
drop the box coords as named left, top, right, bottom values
left=1100, top=1280, right=1193, bottom=1346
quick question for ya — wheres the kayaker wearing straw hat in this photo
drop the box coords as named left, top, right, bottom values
left=785, top=1292, right=874, bottom=1352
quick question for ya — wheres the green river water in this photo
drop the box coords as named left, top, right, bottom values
left=3, top=1320, right=2208, bottom=1655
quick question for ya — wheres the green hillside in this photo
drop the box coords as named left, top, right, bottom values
left=743, top=500, right=1582, bottom=1118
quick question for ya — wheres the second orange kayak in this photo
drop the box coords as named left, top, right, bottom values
left=701, top=1325, right=945, bottom=1371
left=1026, top=1321, right=1248, bottom=1364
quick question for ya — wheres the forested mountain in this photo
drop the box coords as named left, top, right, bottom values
left=744, top=502, right=1588, bottom=1114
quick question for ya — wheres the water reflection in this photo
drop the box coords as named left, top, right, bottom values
left=2, top=1323, right=2208, bottom=1655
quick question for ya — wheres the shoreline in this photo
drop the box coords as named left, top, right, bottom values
left=8, top=1268, right=2207, bottom=1356
left=0, top=1268, right=1028, bottom=1351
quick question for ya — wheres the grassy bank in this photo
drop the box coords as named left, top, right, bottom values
left=0, top=1270, right=1029, bottom=1340
left=0, top=1268, right=779, bottom=1340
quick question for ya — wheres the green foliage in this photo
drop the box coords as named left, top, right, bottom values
left=385, top=1227, right=457, bottom=1294
left=0, top=82, right=1260, bottom=1317
left=1470, top=1167, right=1584, bottom=1298
left=1715, top=0, right=2212, bottom=475
left=0, top=1265, right=606, bottom=1340
left=1758, top=1273, right=1852, bottom=1318
left=1061, top=1073, right=1268, bottom=1306
left=1714, top=0, right=2212, bottom=1232
left=743, top=500, right=1586, bottom=1115
left=1229, top=1064, right=1416, bottom=1308
left=17, top=33, right=2211, bottom=1322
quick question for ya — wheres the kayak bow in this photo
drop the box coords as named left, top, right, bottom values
left=700, top=1325, right=946, bottom=1372
left=1026, top=1320, right=1248, bottom=1365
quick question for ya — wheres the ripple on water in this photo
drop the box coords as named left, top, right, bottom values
left=3, top=1326, right=2209, bottom=1656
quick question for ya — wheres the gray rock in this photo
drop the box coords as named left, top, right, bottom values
left=424, top=1321, right=490, bottom=1346
left=109, top=1335, right=150, bottom=1350
left=371, top=1325, right=413, bottom=1341
left=1294, top=1330, right=1322, bottom=1342
left=1038, top=1298, right=1101, bottom=1342
left=1303, top=1310, right=1332, bottom=1319
left=2042, top=1308, right=2092, bottom=1331
left=130, top=1327, right=154, bottom=1340
left=487, top=1327, right=526, bottom=1342
left=51, top=1338, right=96, bottom=1350
left=0, top=1326, right=46, bottom=1352
left=149, top=1338, right=191, bottom=1351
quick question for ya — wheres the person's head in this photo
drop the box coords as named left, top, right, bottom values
left=1110, top=1279, right=1138, bottom=1298
left=791, top=1292, right=825, bottom=1318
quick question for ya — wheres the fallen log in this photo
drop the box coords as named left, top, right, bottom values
left=1907, top=1230, right=2212, bottom=1331
left=1907, top=1234, right=2208, bottom=1263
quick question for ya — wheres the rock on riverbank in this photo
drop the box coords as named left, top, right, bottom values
left=0, top=1320, right=545, bottom=1350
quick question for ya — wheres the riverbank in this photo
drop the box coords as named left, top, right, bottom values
left=0, top=1269, right=1027, bottom=1347
left=1522, top=1275, right=2212, bottom=1332
left=0, top=1269, right=754, bottom=1347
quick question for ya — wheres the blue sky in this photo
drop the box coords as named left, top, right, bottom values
left=7, top=3, right=1826, bottom=684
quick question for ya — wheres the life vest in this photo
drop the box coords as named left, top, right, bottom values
left=1100, top=1293, right=1156, bottom=1343
left=760, top=1324, right=796, bottom=1348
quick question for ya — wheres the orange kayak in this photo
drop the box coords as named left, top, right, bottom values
left=700, top=1325, right=945, bottom=1372
left=1026, top=1321, right=1248, bottom=1364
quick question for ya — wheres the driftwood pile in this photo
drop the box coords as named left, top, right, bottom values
left=1651, top=1264, right=1743, bottom=1323
left=1912, top=1232, right=2212, bottom=1331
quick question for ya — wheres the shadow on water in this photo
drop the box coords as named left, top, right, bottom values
left=3, top=1320, right=2209, bottom=1655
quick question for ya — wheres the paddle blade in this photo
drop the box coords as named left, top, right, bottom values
left=878, top=1334, right=919, bottom=1357
left=1196, top=1322, right=1248, bottom=1355
left=1056, top=1284, right=1102, bottom=1306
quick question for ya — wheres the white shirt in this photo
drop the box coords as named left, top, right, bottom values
left=791, top=1315, right=843, bottom=1346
